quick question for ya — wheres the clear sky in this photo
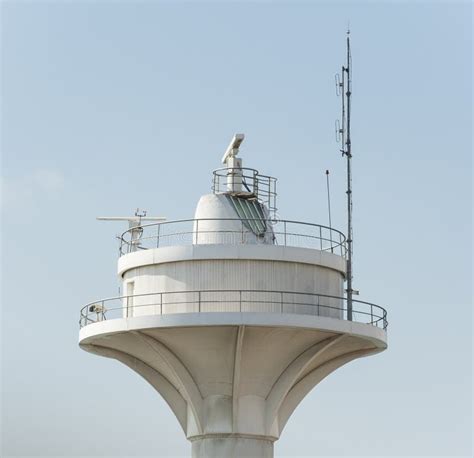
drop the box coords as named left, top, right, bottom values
left=1, top=1, right=472, bottom=457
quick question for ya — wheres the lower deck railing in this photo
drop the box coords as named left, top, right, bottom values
left=79, top=290, right=388, bottom=330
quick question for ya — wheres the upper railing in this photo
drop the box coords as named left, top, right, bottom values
left=119, top=218, right=347, bottom=256
left=212, top=167, right=277, bottom=217
left=79, top=289, right=388, bottom=330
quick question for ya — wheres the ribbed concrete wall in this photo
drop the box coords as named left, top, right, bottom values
left=122, top=258, right=344, bottom=319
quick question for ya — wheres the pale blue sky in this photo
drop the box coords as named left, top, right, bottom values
left=1, top=1, right=472, bottom=457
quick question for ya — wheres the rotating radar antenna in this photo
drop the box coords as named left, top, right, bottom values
left=97, top=209, right=166, bottom=252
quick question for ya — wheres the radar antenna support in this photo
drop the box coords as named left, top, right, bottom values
left=222, top=133, right=245, bottom=193
left=336, top=29, right=354, bottom=321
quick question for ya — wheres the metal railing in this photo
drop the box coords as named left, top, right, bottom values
left=119, top=218, right=347, bottom=256
left=79, top=289, right=388, bottom=330
left=212, top=167, right=277, bottom=217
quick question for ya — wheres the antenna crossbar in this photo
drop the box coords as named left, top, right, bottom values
left=97, top=217, right=167, bottom=222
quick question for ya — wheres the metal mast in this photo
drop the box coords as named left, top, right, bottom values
left=344, top=31, right=353, bottom=321
left=337, top=30, right=354, bottom=321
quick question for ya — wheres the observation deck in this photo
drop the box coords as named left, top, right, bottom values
left=79, top=217, right=387, bottom=332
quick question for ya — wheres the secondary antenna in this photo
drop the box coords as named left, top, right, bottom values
left=97, top=209, right=166, bottom=252
left=336, top=29, right=354, bottom=321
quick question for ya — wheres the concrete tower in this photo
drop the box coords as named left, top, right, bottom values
left=79, top=135, right=388, bottom=457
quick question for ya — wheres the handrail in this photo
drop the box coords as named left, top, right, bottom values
left=118, top=218, right=347, bottom=257
left=212, top=166, right=277, bottom=217
left=79, top=289, right=388, bottom=330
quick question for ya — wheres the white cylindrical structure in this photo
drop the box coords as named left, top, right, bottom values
left=226, top=157, right=243, bottom=192
left=79, top=159, right=387, bottom=458
left=191, top=436, right=273, bottom=458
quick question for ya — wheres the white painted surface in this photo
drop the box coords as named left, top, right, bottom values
left=79, top=311, right=387, bottom=345
left=125, top=281, right=134, bottom=318
left=117, top=241, right=346, bottom=320
left=122, top=261, right=342, bottom=317
left=191, top=436, right=274, bottom=458
left=193, top=194, right=274, bottom=245
left=225, top=157, right=243, bottom=192
left=80, top=316, right=386, bottom=455
left=80, top=171, right=386, bottom=457
left=118, top=243, right=346, bottom=277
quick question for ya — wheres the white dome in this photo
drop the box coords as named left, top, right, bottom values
left=193, top=193, right=274, bottom=245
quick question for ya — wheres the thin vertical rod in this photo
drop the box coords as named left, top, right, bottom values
left=325, top=170, right=333, bottom=253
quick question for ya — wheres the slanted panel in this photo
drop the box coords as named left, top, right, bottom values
left=226, top=195, right=267, bottom=236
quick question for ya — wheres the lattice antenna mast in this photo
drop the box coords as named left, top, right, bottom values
left=344, top=31, right=354, bottom=321
left=336, top=30, right=354, bottom=321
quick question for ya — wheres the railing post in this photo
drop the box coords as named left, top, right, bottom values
left=239, top=290, right=242, bottom=313
left=284, top=221, right=287, bottom=246
left=195, top=219, right=199, bottom=245
left=160, top=293, right=163, bottom=315
left=267, top=179, right=270, bottom=208
left=198, top=291, right=201, bottom=313
left=319, top=226, right=323, bottom=250
left=241, top=221, right=244, bottom=244
left=371, top=304, right=373, bottom=325
left=280, top=292, right=283, bottom=314
left=157, top=224, right=161, bottom=248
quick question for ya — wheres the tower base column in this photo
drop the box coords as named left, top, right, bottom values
left=191, top=435, right=274, bottom=458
